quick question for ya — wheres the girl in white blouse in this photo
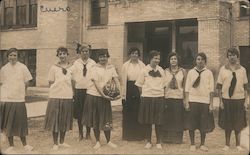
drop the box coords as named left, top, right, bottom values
left=121, top=47, right=146, bottom=141
left=82, top=49, right=121, bottom=149
left=217, top=48, right=248, bottom=151
left=184, top=52, right=215, bottom=152
left=135, top=50, right=166, bottom=149
left=1, top=48, right=33, bottom=153
left=162, top=52, right=187, bottom=144
left=71, top=43, right=96, bottom=141
left=44, top=47, right=74, bottom=151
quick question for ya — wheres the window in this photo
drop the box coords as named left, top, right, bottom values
left=4, top=0, right=14, bottom=27
left=176, top=19, right=198, bottom=69
left=29, top=0, right=37, bottom=25
left=240, top=1, right=250, bottom=17
left=1, top=0, right=37, bottom=29
left=16, top=0, right=28, bottom=25
left=91, top=0, right=108, bottom=26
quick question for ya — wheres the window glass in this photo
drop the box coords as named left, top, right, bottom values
left=91, top=0, right=108, bottom=26
left=4, top=0, right=14, bottom=27
left=2, top=0, right=37, bottom=29
left=29, top=0, right=37, bottom=25
left=240, top=2, right=250, bottom=17
left=176, top=19, right=198, bottom=69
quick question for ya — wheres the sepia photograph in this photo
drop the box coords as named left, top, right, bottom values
left=0, top=0, right=249, bottom=154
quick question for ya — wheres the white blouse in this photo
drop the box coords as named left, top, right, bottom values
left=135, top=64, right=166, bottom=97
left=185, top=67, right=214, bottom=104
left=71, top=58, right=96, bottom=89
left=87, top=64, right=118, bottom=97
left=0, top=62, right=32, bottom=102
left=48, top=64, right=73, bottom=99
left=217, top=65, right=248, bottom=99
left=127, top=63, right=142, bottom=81
left=165, top=68, right=185, bottom=99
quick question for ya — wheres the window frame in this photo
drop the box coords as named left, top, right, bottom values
left=90, top=0, right=108, bottom=26
left=1, top=0, right=37, bottom=30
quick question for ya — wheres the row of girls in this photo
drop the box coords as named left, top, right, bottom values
left=0, top=46, right=248, bottom=153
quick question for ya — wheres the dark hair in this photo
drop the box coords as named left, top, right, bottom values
left=56, top=47, right=69, bottom=57
left=195, top=52, right=207, bottom=63
left=167, top=52, right=181, bottom=67
left=7, top=48, right=18, bottom=57
left=128, top=47, right=141, bottom=57
left=148, top=50, right=160, bottom=61
left=96, top=49, right=110, bottom=62
left=227, top=47, right=239, bottom=58
left=79, top=44, right=91, bottom=53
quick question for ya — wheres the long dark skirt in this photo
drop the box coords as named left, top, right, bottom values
left=82, top=94, right=112, bottom=131
left=138, top=97, right=165, bottom=125
left=73, top=89, right=87, bottom=119
left=2, top=102, right=28, bottom=137
left=218, top=99, right=247, bottom=131
left=162, top=98, right=184, bottom=144
left=0, top=102, right=5, bottom=131
left=122, top=81, right=146, bottom=141
left=44, top=98, right=73, bottom=132
left=184, top=102, right=215, bottom=133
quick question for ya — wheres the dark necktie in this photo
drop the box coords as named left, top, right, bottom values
left=228, top=72, right=236, bottom=98
left=148, top=70, right=162, bottom=77
left=170, top=74, right=178, bottom=89
left=83, top=64, right=87, bottom=77
left=62, top=68, right=67, bottom=75
left=193, top=69, right=205, bottom=88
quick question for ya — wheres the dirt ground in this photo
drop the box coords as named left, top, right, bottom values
left=0, top=105, right=249, bottom=155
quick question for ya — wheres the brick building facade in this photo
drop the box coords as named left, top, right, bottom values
left=0, top=0, right=249, bottom=87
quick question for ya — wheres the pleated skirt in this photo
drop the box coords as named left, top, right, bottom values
left=82, top=94, right=113, bottom=131
left=184, top=102, right=215, bottom=133
left=161, top=98, right=184, bottom=143
left=44, top=98, right=73, bottom=132
left=122, top=81, right=146, bottom=141
left=218, top=99, right=247, bottom=131
left=138, top=97, right=165, bottom=125
left=73, top=89, right=87, bottom=119
left=2, top=102, right=28, bottom=137
left=0, top=102, right=5, bottom=130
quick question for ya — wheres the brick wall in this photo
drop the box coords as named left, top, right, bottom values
left=232, top=1, right=250, bottom=47
left=66, top=0, right=82, bottom=62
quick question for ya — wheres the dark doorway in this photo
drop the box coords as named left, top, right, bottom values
left=176, top=19, right=198, bottom=69
left=145, top=21, right=172, bottom=69
left=240, top=46, right=250, bottom=88
left=127, top=19, right=197, bottom=69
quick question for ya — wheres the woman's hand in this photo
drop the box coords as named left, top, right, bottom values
left=110, top=95, right=121, bottom=101
left=209, top=104, right=214, bottom=113
left=184, top=101, right=190, bottom=111
left=103, top=95, right=113, bottom=100
left=244, top=98, right=249, bottom=110
left=219, top=99, right=224, bottom=110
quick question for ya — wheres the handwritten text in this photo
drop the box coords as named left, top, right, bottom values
left=40, top=5, right=70, bottom=13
